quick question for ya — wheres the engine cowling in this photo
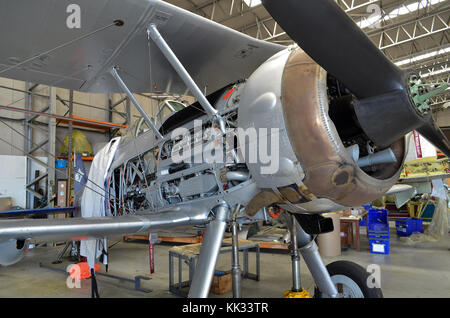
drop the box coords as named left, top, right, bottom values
left=238, top=47, right=406, bottom=213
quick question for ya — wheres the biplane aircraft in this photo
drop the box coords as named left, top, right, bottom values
left=0, top=0, right=449, bottom=298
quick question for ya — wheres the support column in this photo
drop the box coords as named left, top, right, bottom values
left=188, top=202, right=229, bottom=298
left=108, top=94, right=113, bottom=140
left=67, top=90, right=73, bottom=201
left=290, top=214, right=301, bottom=292
left=231, top=218, right=241, bottom=298
left=47, top=87, right=56, bottom=209
left=24, top=83, right=33, bottom=209
left=125, top=97, right=131, bottom=127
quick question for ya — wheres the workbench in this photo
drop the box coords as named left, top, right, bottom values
left=168, top=238, right=260, bottom=297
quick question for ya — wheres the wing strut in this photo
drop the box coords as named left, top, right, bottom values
left=110, top=67, right=164, bottom=139
left=147, top=24, right=226, bottom=134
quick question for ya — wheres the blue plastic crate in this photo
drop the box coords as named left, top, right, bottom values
left=359, top=217, right=367, bottom=226
left=395, top=218, right=423, bottom=236
left=369, top=238, right=390, bottom=254
left=55, top=159, right=67, bottom=168
left=369, top=232, right=390, bottom=240
left=395, top=218, right=423, bottom=237
left=415, top=218, right=424, bottom=232
left=368, top=208, right=389, bottom=237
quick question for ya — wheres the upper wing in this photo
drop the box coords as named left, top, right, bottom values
left=0, top=0, right=284, bottom=94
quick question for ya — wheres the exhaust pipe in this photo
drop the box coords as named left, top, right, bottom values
left=346, top=144, right=360, bottom=162
left=357, top=148, right=397, bottom=168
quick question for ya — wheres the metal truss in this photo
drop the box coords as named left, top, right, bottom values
left=415, top=61, right=450, bottom=110
left=186, top=0, right=449, bottom=87
left=237, top=0, right=381, bottom=42
left=108, top=95, right=131, bottom=139
left=393, top=44, right=449, bottom=69
left=242, top=6, right=449, bottom=51
left=190, top=0, right=381, bottom=22
left=427, top=69, right=450, bottom=110
left=183, top=0, right=449, bottom=64
left=368, top=9, right=450, bottom=52
left=421, top=59, right=450, bottom=79
left=418, top=62, right=449, bottom=81
left=430, top=90, right=450, bottom=108
left=21, top=84, right=56, bottom=209
left=188, top=0, right=259, bottom=23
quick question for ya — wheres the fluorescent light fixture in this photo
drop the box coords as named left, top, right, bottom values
left=395, top=47, right=450, bottom=67
left=387, top=0, right=444, bottom=19
left=243, top=0, right=261, bottom=8
left=358, top=0, right=446, bottom=29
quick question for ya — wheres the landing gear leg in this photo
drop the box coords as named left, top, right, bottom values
left=283, top=214, right=311, bottom=298
left=290, top=214, right=301, bottom=292
left=188, top=202, right=229, bottom=298
left=293, top=217, right=383, bottom=298
left=231, top=217, right=241, bottom=298
left=293, top=219, right=338, bottom=298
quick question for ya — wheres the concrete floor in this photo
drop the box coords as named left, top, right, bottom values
left=0, top=226, right=448, bottom=298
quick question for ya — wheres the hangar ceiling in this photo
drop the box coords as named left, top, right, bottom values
left=165, top=0, right=449, bottom=111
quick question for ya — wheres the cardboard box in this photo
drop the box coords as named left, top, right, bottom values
left=0, top=197, right=12, bottom=212
left=210, top=272, right=232, bottom=295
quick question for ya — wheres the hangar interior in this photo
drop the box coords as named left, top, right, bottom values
left=0, top=0, right=449, bottom=298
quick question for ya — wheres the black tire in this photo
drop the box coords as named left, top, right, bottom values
left=314, top=260, right=383, bottom=298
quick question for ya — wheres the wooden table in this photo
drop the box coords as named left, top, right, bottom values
left=340, top=213, right=367, bottom=252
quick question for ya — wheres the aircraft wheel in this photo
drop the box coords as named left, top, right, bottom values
left=314, top=260, right=383, bottom=298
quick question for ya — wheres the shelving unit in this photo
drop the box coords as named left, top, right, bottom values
left=55, top=115, right=128, bottom=131
left=56, top=155, right=94, bottom=162
left=0, top=84, right=132, bottom=210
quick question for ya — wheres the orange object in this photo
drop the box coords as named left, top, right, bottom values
left=56, top=115, right=128, bottom=131
left=0, top=105, right=127, bottom=131
left=56, top=155, right=94, bottom=162
left=69, top=262, right=100, bottom=280
left=223, top=88, right=235, bottom=100
left=258, top=241, right=289, bottom=250
left=268, top=207, right=282, bottom=219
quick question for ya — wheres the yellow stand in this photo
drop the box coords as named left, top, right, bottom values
left=283, top=289, right=311, bottom=298
left=407, top=200, right=434, bottom=218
